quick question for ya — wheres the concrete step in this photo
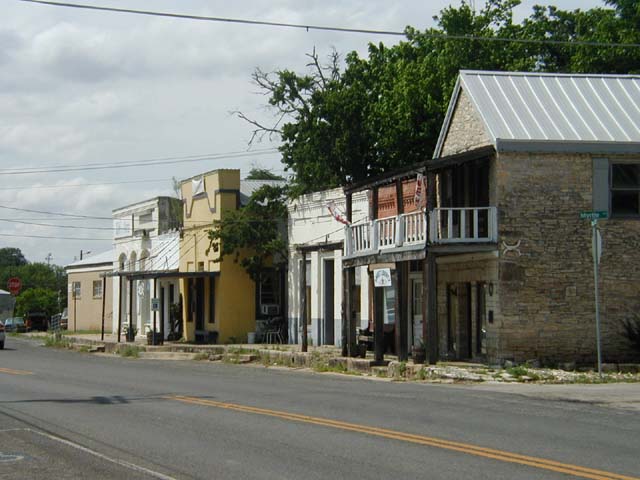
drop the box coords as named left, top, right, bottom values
left=138, top=352, right=198, bottom=361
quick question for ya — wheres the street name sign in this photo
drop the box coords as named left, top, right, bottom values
left=580, top=211, right=608, bottom=220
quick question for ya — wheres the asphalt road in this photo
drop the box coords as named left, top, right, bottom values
left=0, top=337, right=638, bottom=480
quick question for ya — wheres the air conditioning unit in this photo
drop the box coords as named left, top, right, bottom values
left=261, top=304, right=280, bottom=316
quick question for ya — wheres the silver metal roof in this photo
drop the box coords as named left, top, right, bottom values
left=435, top=70, right=640, bottom=156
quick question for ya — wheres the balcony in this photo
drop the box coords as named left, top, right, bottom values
left=345, top=211, right=427, bottom=258
left=429, top=207, right=498, bottom=244
left=344, top=207, right=498, bottom=258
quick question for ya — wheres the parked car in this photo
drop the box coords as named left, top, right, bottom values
left=4, top=317, right=27, bottom=333
left=24, top=312, right=48, bottom=332
left=0, top=320, right=5, bottom=349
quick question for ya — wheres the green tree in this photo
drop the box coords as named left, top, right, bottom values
left=245, top=168, right=285, bottom=181
left=239, top=0, right=640, bottom=195
left=14, top=288, right=59, bottom=317
left=0, top=248, right=27, bottom=267
left=207, top=185, right=287, bottom=281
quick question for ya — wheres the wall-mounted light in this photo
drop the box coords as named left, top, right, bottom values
left=488, top=282, right=494, bottom=296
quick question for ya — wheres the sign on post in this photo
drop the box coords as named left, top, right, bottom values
left=373, top=268, right=392, bottom=287
left=151, top=298, right=160, bottom=311
left=580, top=211, right=605, bottom=377
left=7, top=277, right=21, bottom=296
left=579, top=211, right=608, bottom=220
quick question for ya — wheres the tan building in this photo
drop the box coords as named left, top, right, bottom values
left=65, top=251, right=113, bottom=332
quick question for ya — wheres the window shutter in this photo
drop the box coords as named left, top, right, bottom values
left=592, top=157, right=609, bottom=214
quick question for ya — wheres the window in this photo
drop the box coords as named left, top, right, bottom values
left=611, top=163, right=640, bottom=216
left=259, top=270, right=280, bottom=309
left=93, top=280, right=103, bottom=298
left=72, top=282, right=81, bottom=298
left=197, top=262, right=205, bottom=272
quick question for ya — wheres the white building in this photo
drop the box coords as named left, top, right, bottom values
left=287, top=187, right=370, bottom=347
left=112, top=196, right=182, bottom=340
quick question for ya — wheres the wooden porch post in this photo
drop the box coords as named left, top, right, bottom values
left=128, top=278, right=133, bottom=339
left=425, top=171, right=438, bottom=364
left=426, top=253, right=438, bottom=364
left=117, top=275, right=122, bottom=343
left=373, top=272, right=384, bottom=365
left=100, top=276, right=106, bottom=341
left=300, top=252, right=307, bottom=353
left=153, top=277, right=158, bottom=346
left=395, top=262, right=408, bottom=362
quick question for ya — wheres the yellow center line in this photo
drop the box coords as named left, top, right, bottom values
left=168, top=395, right=638, bottom=480
left=0, top=367, right=33, bottom=376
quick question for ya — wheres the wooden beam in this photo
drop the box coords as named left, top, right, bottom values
left=346, top=192, right=353, bottom=223
left=395, top=179, right=404, bottom=215
left=100, top=276, right=106, bottom=341
left=117, top=276, right=122, bottom=343
left=153, top=278, right=158, bottom=346
left=372, top=187, right=379, bottom=221
left=394, top=262, right=408, bottom=362
left=346, top=267, right=356, bottom=357
left=300, top=254, right=307, bottom=353
left=373, top=277, right=384, bottom=365
left=426, top=253, right=438, bottom=364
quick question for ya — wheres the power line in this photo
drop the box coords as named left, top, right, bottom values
left=0, top=178, right=172, bottom=191
left=0, top=232, right=111, bottom=241
left=0, top=204, right=112, bottom=220
left=0, top=149, right=280, bottom=176
left=17, top=0, right=640, bottom=49
left=0, top=218, right=114, bottom=230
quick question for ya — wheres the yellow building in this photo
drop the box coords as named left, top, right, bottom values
left=179, top=169, right=259, bottom=343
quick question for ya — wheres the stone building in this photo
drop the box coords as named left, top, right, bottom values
left=342, top=70, right=640, bottom=365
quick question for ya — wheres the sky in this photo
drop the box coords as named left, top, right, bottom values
left=0, top=0, right=606, bottom=266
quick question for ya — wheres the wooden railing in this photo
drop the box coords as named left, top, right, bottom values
left=429, top=207, right=497, bottom=243
left=344, top=207, right=497, bottom=257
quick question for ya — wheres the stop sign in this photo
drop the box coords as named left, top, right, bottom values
left=7, top=277, right=21, bottom=296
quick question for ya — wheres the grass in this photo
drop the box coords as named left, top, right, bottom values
left=61, top=329, right=102, bottom=336
left=43, top=334, right=71, bottom=349
left=120, top=345, right=141, bottom=358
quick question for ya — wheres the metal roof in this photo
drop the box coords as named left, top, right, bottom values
left=65, top=249, right=114, bottom=269
left=435, top=70, right=640, bottom=156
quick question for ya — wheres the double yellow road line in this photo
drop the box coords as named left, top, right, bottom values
left=169, top=395, right=637, bottom=480
left=0, top=367, right=33, bottom=376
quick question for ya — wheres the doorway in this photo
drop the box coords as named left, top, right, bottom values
left=447, top=282, right=472, bottom=360
left=409, top=275, right=423, bottom=349
left=323, top=259, right=335, bottom=345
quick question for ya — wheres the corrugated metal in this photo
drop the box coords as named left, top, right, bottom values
left=458, top=70, right=640, bottom=145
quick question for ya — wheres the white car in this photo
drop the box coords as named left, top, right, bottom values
left=0, top=320, right=5, bottom=349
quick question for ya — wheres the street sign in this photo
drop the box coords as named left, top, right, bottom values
left=7, top=277, right=21, bottom=296
left=373, top=268, right=392, bottom=287
left=151, top=298, right=160, bottom=311
left=580, top=211, right=608, bottom=220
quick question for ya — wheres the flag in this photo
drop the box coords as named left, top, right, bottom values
left=414, top=173, right=426, bottom=209
left=327, top=201, right=350, bottom=225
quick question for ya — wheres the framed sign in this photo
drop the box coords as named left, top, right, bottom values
left=373, top=268, right=392, bottom=287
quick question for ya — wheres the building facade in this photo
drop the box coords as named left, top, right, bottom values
left=287, top=187, right=370, bottom=348
left=342, top=70, right=640, bottom=365
left=178, top=169, right=286, bottom=343
left=65, top=250, right=113, bottom=332
left=112, top=196, right=182, bottom=340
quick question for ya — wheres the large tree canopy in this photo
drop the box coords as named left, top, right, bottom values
left=241, top=0, right=640, bottom=196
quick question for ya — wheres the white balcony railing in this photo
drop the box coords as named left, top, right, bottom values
left=344, top=207, right=497, bottom=257
left=345, top=211, right=427, bottom=257
left=429, top=207, right=497, bottom=244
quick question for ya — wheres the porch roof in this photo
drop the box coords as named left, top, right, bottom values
left=343, top=145, right=496, bottom=194
left=103, top=269, right=219, bottom=280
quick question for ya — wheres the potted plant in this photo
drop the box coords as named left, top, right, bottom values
left=146, top=329, right=163, bottom=346
left=412, top=340, right=426, bottom=364
left=125, top=324, right=138, bottom=342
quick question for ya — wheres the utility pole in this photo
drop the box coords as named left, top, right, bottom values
left=45, top=253, right=53, bottom=266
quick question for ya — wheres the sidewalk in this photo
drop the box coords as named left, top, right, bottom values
left=28, top=332, right=640, bottom=388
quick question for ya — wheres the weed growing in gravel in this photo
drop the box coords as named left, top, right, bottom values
left=43, top=334, right=70, bottom=349
left=120, top=346, right=141, bottom=358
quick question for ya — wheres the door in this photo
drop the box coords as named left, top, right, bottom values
left=195, top=278, right=205, bottom=331
left=409, top=276, right=423, bottom=348
left=323, top=260, right=335, bottom=345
